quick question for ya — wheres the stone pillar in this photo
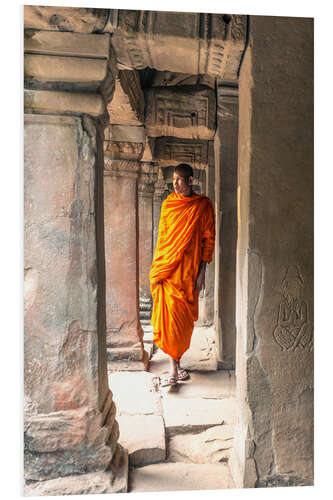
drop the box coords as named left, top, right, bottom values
left=24, top=25, right=127, bottom=495
left=229, top=16, right=313, bottom=489
left=104, top=125, right=148, bottom=371
left=138, top=164, right=157, bottom=324
left=198, top=142, right=215, bottom=326
left=214, top=83, right=239, bottom=369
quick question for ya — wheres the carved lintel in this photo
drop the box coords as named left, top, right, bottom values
left=111, top=11, right=245, bottom=79
left=104, top=141, right=144, bottom=161
left=104, top=157, right=141, bottom=178
left=104, top=124, right=145, bottom=160
left=153, top=137, right=209, bottom=169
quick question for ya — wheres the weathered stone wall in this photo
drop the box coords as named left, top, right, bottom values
left=230, top=16, right=314, bottom=488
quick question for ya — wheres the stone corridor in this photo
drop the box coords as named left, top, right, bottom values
left=24, top=6, right=313, bottom=494
left=110, top=326, right=236, bottom=492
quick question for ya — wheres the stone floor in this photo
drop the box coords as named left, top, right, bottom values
left=108, top=326, right=237, bottom=493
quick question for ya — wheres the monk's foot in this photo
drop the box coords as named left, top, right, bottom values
left=177, top=367, right=190, bottom=381
left=160, top=374, right=178, bottom=387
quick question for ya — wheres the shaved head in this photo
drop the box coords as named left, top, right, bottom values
left=174, top=163, right=194, bottom=181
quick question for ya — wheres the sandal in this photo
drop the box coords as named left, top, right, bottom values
left=160, top=375, right=178, bottom=387
left=177, top=368, right=190, bottom=381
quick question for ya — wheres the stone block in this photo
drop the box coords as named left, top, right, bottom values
left=162, top=396, right=236, bottom=435
left=24, top=30, right=110, bottom=59
left=130, top=462, right=235, bottom=492
left=108, top=351, right=149, bottom=372
left=117, top=415, right=166, bottom=466
left=25, top=445, right=128, bottom=496
left=145, top=87, right=216, bottom=140
left=25, top=54, right=108, bottom=84
left=108, top=372, right=162, bottom=416
left=24, top=89, right=104, bottom=116
left=168, top=424, right=234, bottom=463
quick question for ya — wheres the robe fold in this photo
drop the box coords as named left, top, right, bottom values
left=149, top=192, right=215, bottom=361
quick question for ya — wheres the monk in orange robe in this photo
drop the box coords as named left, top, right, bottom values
left=149, top=163, right=215, bottom=386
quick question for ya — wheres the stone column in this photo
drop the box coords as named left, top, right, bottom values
left=152, top=167, right=167, bottom=253
left=229, top=16, right=313, bottom=489
left=24, top=25, right=127, bottom=495
left=138, top=164, right=157, bottom=324
left=214, top=83, right=239, bottom=369
left=104, top=125, right=148, bottom=371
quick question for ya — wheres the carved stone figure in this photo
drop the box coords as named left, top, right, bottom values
left=273, top=266, right=313, bottom=351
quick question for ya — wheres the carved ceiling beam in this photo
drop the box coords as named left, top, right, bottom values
left=111, top=11, right=247, bottom=80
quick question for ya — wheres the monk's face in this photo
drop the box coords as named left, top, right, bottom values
left=173, top=171, right=193, bottom=196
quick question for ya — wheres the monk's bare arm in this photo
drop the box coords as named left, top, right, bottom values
left=195, top=261, right=207, bottom=292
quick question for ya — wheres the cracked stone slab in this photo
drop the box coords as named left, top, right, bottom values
left=117, top=415, right=166, bottom=466
left=168, top=424, right=234, bottom=464
left=108, top=372, right=162, bottom=416
left=162, top=396, right=236, bottom=435
left=130, top=462, right=235, bottom=492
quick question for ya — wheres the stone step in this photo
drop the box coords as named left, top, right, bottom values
left=129, top=462, right=235, bottom=492
left=117, top=415, right=166, bottom=467
left=162, top=395, right=237, bottom=436
left=108, top=372, right=162, bottom=416
left=168, top=424, right=234, bottom=464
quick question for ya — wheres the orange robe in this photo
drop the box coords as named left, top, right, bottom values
left=149, top=192, right=215, bottom=361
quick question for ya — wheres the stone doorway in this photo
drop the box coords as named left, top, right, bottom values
left=24, top=6, right=313, bottom=495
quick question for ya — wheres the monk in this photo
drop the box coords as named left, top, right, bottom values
left=149, top=163, right=215, bottom=386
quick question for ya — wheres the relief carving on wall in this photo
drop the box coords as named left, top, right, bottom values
left=273, top=265, right=313, bottom=352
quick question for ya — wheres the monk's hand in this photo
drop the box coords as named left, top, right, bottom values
left=195, top=262, right=207, bottom=292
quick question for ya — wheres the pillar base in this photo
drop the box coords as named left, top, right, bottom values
left=24, top=445, right=128, bottom=496
left=107, top=348, right=149, bottom=372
